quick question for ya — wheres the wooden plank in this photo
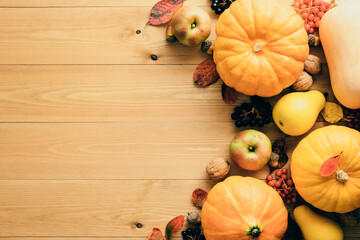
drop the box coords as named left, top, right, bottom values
left=0, top=180, right=358, bottom=238
left=0, top=6, right=325, bottom=65
left=0, top=121, right=338, bottom=180
left=0, top=64, right=334, bottom=123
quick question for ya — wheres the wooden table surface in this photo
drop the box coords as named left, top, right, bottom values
left=0, top=0, right=358, bottom=239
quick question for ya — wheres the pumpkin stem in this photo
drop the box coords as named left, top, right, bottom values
left=336, top=170, right=348, bottom=183
left=253, top=43, right=261, bottom=52
left=247, top=226, right=261, bottom=239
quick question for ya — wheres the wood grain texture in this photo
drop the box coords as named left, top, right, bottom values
left=0, top=180, right=358, bottom=238
left=0, top=6, right=324, bottom=65
left=0, top=64, right=334, bottom=123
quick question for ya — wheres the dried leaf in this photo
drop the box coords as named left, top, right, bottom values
left=148, top=228, right=165, bottom=240
left=147, top=0, right=184, bottom=26
left=192, top=188, right=208, bottom=207
left=193, top=58, right=220, bottom=87
left=321, top=102, right=343, bottom=123
left=320, top=154, right=341, bottom=177
left=221, top=83, right=238, bottom=104
left=269, top=138, right=288, bottom=171
left=165, top=215, right=184, bottom=240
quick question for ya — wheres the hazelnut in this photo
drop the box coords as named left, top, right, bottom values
left=206, top=157, right=230, bottom=180
left=304, top=55, right=321, bottom=75
left=292, top=71, right=313, bottom=91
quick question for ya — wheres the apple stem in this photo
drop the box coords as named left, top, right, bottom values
left=248, top=146, right=255, bottom=152
left=191, top=22, right=196, bottom=29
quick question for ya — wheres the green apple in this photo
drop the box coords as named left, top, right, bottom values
left=170, top=6, right=211, bottom=46
left=230, top=129, right=272, bottom=171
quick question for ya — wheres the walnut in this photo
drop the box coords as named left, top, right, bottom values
left=206, top=157, right=230, bottom=180
left=304, top=55, right=321, bottom=74
left=292, top=71, right=313, bottom=91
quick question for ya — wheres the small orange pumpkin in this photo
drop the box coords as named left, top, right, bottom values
left=201, top=176, right=288, bottom=240
left=291, top=125, right=360, bottom=213
left=213, top=0, right=309, bottom=97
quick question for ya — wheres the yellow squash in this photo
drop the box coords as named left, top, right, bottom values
left=294, top=205, right=343, bottom=240
left=319, top=0, right=360, bottom=109
left=291, top=125, right=360, bottom=213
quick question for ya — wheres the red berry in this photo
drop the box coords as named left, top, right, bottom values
left=312, top=7, right=319, bottom=14
left=281, top=174, right=288, bottom=180
left=325, top=2, right=331, bottom=8
left=315, top=20, right=321, bottom=28
left=313, top=0, right=320, bottom=6
left=281, top=183, right=287, bottom=189
left=284, top=189, right=289, bottom=195
left=308, top=28, right=315, bottom=34
left=281, top=193, right=286, bottom=199
left=266, top=175, right=273, bottom=181
left=291, top=198, right=297, bottom=203
left=308, top=13, right=315, bottom=21
left=286, top=179, right=293, bottom=186
left=304, top=23, right=310, bottom=31
left=303, top=0, right=309, bottom=4
left=275, top=170, right=282, bottom=177
left=292, top=192, right=297, bottom=198
left=281, top=168, right=288, bottom=174
left=286, top=199, right=291, bottom=205
left=287, top=194, right=292, bottom=199
left=309, top=21, right=315, bottom=28
left=301, top=12, right=309, bottom=19
left=320, top=5, right=327, bottom=12
left=268, top=180, right=275, bottom=187
left=277, top=190, right=281, bottom=195
left=318, top=11, right=324, bottom=18
left=275, top=180, right=282, bottom=188
left=294, top=2, right=301, bottom=8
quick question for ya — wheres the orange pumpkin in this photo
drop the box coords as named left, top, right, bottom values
left=213, top=0, right=309, bottom=97
left=291, top=125, right=360, bottom=213
left=201, top=176, right=288, bottom=240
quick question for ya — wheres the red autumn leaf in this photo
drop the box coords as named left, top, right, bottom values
left=320, top=153, right=341, bottom=177
left=147, top=0, right=184, bottom=26
left=222, top=83, right=239, bottom=104
left=165, top=215, right=184, bottom=240
left=148, top=228, right=164, bottom=240
left=192, top=188, right=208, bottom=207
left=194, top=58, right=220, bottom=87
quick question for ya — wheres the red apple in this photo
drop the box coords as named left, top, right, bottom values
left=170, top=6, right=211, bottom=46
left=230, top=129, right=272, bottom=171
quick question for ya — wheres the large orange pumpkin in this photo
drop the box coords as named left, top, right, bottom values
left=201, top=176, right=288, bottom=240
left=213, top=0, right=309, bottom=97
left=291, top=125, right=360, bottom=213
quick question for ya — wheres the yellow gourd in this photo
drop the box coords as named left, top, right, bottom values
left=272, top=90, right=325, bottom=136
left=319, top=0, right=360, bottom=109
left=293, top=205, right=343, bottom=240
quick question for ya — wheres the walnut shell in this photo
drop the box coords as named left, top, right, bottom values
left=292, top=71, right=313, bottom=91
left=304, top=54, right=321, bottom=74
left=206, top=157, right=230, bottom=180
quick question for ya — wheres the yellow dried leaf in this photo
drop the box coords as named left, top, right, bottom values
left=321, top=102, right=343, bottom=123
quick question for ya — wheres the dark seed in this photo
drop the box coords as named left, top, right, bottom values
left=150, top=54, right=158, bottom=61
left=136, top=222, right=143, bottom=228
left=136, top=30, right=141, bottom=34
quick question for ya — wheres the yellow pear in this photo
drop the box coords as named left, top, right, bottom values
left=293, top=205, right=343, bottom=240
left=272, top=90, right=325, bottom=136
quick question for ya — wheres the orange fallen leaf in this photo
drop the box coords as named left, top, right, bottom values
left=165, top=215, right=184, bottom=240
left=320, top=153, right=342, bottom=177
left=222, top=83, right=238, bottom=104
left=147, top=0, right=184, bottom=26
left=192, top=188, right=208, bottom=207
left=193, top=58, right=220, bottom=87
left=148, top=228, right=164, bottom=240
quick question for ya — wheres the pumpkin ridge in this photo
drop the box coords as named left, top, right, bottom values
left=266, top=48, right=305, bottom=65
left=258, top=197, right=287, bottom=235
left=216, top=51, right=252, bottom=75
left=267, top=28, right=308, bottom=49
left=204, top=199, right=248, bottom=228
left=229, top=3, right=251, bottom=41
left=257, top=51, right=281, bottom=88
left=222, top=181, right=253, bottom=226
left=221, top=53, right=252, bottom=90
left=204, top=229, right=249, bottom=239
left=267, top=22, right=305, bottom=45
left=266, top=11, right=302, bottom=43
left=261, top=0, right=280, bottom=40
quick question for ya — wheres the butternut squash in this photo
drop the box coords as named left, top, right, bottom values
left=319, top=0, right=360, bottom=109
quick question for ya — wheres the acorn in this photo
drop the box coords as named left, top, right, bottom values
left=187, top=211, right=201, bottom=225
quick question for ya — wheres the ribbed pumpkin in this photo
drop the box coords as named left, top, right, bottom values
left=213, top=0, right=309, bottom=97
left=291, top=125, right=360, bottom=213
left=201, top=176, right=288, bottom=240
